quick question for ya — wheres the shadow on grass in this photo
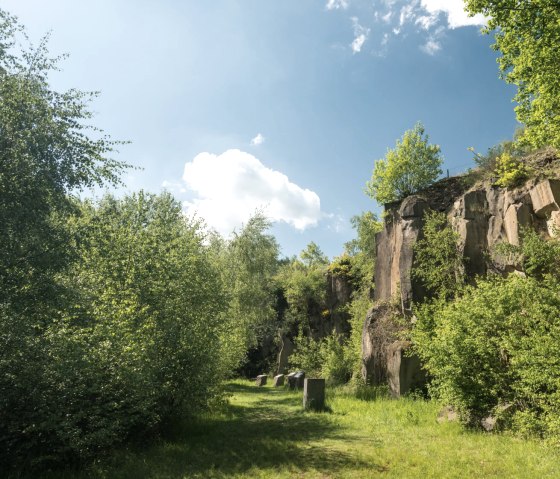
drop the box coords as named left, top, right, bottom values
left=55, top=384, right=381, bottom=478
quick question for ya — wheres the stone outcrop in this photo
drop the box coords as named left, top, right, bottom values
left=363, top=176, right=560, bottom=394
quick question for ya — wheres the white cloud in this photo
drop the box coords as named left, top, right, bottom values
left=326, top=0, right=349, bottom=10
left=415, top=14, right=438, bottom=30
left=351, top=17, right=370, bottom=53
left=399, top=3, right=417, bottom=26
left=181, top=149, right=321, bottom=234
left=250, top=133, right=265, bottom=146
left=421, top=38, right=441, bottom=55
left=351, top=34, right=367, bottom=53
left=420, top=0, right=486, bottom=29
left=381, top=11, right=393, bottom=23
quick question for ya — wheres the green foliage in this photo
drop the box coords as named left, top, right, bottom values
left=300, top=241, right=329, bottom=268
left=470, top=129, right=531, bottom=174
left=289, top=330, right=353, bottom=385
left=0, top=8, right=127, bottom=318
left=276, top=255, right=326, bottom=328
left=217, top=214, right=280, bottom=373
left=494, top=228, right=560, bottom=280
left=44, top=380, right=560, bottom=478
left=1, top=193, right=229, bottom=468
left=343, top=211, right=383, bottom=290
left=494, top=152, right=530, bottom=187
left=344, top=292, right=373, bottom=380
left=414, top=275, right=560, bottom=440
left=412, top=210, right=464, bottom=300
left=288, top=331, right=324, bottom=377
left=365, top=123, right=443, bottom=204
left=465, top=0, right=560, bottom=149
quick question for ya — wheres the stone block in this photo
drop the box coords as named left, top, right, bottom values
left=529, top=179, right=560, bottom=218
left=255, top=374, right=267, bottom=387
left=504, top=203, right=532, bottom=246
left=273, top=374, right=284, bottom=387
left=303, top=378, right=325, bottom=411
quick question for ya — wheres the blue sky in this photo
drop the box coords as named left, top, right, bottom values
left=3, top=0, right=518, bottom=259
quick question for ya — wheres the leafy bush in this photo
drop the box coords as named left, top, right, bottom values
left=414, top=275, right=560, bottom=439
left=365, top=122, right=443, bottom=204
left=289, top=331, right=324, bottom=377
left=0, top=193, right=229, bottom=469
left=494, top=228, right=560, bottom=280
left=289, top=330, right=353, bottom=385
left=494, top=152, right=530, bottom=187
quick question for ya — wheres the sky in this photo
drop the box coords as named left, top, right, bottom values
left=2, top=0, right=518, bottom=259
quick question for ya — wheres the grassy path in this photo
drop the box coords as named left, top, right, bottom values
left=54, top=380, right=559, bottom=478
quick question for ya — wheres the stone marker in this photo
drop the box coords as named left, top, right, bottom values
left=288, top=371, right=305, bottom=390
left=273, top=374, right=285, bottom=387
left=255, top=374, right=267, bottom=387
left=286, top=372, right=297, bottom=389
left=303, top=378, right=325, bottom=411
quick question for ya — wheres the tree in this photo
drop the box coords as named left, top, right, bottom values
left=0, top=9, right=127, bottom=313
left=216, top=213, right=280, bottom=373
left=365, top=122, right=442, bottom=204
left=464, top=0, right=560, bottom=149
left=300, top=241, right=329, bottom=267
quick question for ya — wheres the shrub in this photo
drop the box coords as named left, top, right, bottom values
left=412, top=210, right=464, bottom=300
left=413, top=274, right=560, bottom=440
left=289, top=330, right=353, bottom=385
left=494, top=152, right=530, bottom=187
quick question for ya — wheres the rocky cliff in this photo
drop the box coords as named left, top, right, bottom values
left=363, top=172, right=560, bottom=395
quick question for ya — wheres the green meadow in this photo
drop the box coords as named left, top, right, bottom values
left=44, top=380, right=559, bottom=479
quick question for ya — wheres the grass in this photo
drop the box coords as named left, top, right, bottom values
left=39, top=380, right=559, bottom=478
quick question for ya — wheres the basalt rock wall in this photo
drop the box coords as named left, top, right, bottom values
left=363, top=176, right=560, bottom=394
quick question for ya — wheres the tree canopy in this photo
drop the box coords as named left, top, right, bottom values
left=365, top=122, right=442, bottom=204
left=464, top=0, right=560, bottom=149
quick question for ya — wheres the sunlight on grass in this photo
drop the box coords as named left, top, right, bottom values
left=46, top=380, right=560, bottom=479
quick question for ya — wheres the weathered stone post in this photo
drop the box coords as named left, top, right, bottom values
left=303, top=378, right=325, bottom=411
left=273, top=374, right=285, bottom=387
left=255, top=374, right=267, bottom=387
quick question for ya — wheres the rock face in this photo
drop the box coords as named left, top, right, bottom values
left=363, top=176, right=560, bottom=394
left=374, top=195, right=429, bottom=311
left=386, top=341, right=425, bottom=397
